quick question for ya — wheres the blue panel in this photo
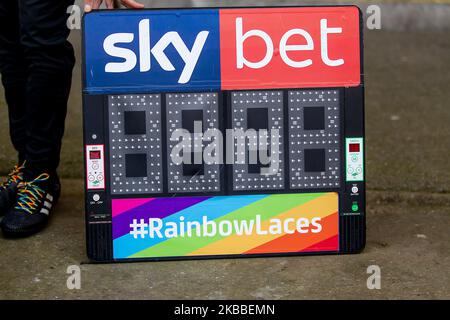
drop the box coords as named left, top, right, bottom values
left=84, top=10, right=220, bottom=93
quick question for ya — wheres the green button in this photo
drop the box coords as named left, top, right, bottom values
left=351, top=203, right=359, bottom=212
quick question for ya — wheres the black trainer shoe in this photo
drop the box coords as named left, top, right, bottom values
left=0, top=163, right=25, bottom=216
left=1, top=173, right=61, bottom=237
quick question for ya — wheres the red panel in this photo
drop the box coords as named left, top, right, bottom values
left=89, top=150, right=101, bottom=160
left=349, top=143, right=360, bottom=152
left=220, top=7, right=361, bottom=90
left=300, top=235, right=339, bottom=253
left=244, top=212, right=339, bottom=254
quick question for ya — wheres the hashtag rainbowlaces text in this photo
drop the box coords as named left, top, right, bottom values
left=112, top=193, right=339, bottom=259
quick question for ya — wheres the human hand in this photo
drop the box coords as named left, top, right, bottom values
left=84, top=0, right=144, bottom=12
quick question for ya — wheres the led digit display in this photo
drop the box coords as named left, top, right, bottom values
left=166, top=92, right=221, bottom=194
left=288, top=90, right=340, bottom=189
left=349, top=143, right=360, bottom=152
left=108, top=94, right=163, bottom=195
left=89, top=150, right=101, bottom=160
left=231, top=91, right=285, bottom=192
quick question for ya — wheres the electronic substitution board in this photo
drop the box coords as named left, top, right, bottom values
left=82, top=6, right=365, bottom=262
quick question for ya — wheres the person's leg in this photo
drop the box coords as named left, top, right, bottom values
left=0, top=0, right=27, bottom=163
left=1, top=0, right=75, bottom=236
left=19, top=0, right=75, bottom=180
left=0, top=1, right=28, bottom=216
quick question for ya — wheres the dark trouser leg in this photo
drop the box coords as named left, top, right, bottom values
left=19, top=0, right=75, bottom=180
left=0, top=1, right=27, bottom=164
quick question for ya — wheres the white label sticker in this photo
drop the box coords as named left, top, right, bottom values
left=86, top=145, right=105, bottom=189
left=346, top=138, right=364, bottom=182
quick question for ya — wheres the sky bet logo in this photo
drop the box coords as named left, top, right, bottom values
left=103, top=19, right=209, bottom=84
left=84, top=7, right=361, bottom=93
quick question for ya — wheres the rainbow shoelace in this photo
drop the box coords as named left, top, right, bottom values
left=1, top=162, right=25, bottom=190
left=15, top=173, right=50, bottom=215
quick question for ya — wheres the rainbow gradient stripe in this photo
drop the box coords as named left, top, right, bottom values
left=112, top=192, right=339, bottom=259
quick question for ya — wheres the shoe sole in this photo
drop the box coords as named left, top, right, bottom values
left=1, top=220, right=48, bottom=238
left=1, top=204, right=54, bottom=238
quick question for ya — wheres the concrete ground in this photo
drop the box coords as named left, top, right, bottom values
left=1, top=185, right=449, bottom=299
left=0, top=3, right=449, bottom=299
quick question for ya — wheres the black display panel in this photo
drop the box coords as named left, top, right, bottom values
left=182, top=109, right=203, bottom=133
left=304, top=148, right=326, bottom=172
left=303, top=106, right=325, bottom=130
left=125, top=153, right=148, bottom=177
left=124, top=111, right=146, bottom=135
left=183, top=154, right=205, bottom=177
left=247, top=108, right=269, bottom=131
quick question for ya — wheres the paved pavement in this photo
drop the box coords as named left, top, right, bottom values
left=0, top=4, right=449, bottom=299
left=1, top=181, right=449, bottom=299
